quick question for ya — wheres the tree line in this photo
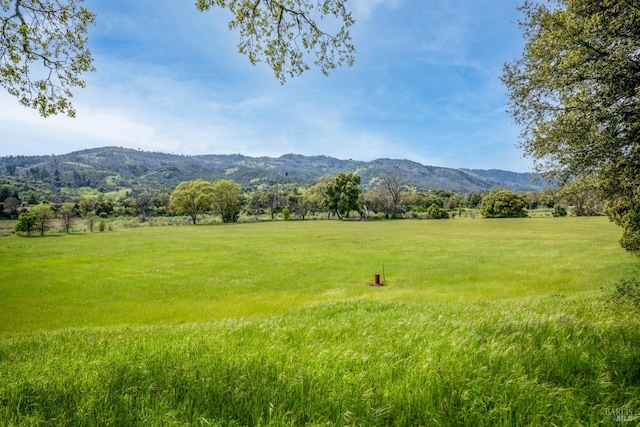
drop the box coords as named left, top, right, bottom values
left=3, top=0, right=639, bottom=256
left=5, top=171, right=606, bottom=236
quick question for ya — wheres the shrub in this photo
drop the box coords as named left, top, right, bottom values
left=553, top=205, right=568, bottom=217
left=605, top=278, right=640, bottom=312
left=426, top=203, right=449, bottom=219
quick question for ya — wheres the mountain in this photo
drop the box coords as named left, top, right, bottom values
left=0, top=146, right=545, bottom=193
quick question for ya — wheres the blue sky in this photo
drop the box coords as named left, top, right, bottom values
left=0, top=0, right=531, bottom=171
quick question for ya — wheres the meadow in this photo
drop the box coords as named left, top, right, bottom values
left=1, top=217, right=639, bottom=425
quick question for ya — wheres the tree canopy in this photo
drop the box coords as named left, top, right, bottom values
left=31, top=202, right=54, bottom=235
left=210, top=179, right=243, bottom=223
left=1, top=0, right=355, bottom=116
left=502, top=0, right=640, bottom=255
left=325, top=172, right=362, bottom=219
left=479, top=189, right=528, bottom=218
left=169, top=180, right=215, bottom=225
left=14, top=210, right=36, bottom=235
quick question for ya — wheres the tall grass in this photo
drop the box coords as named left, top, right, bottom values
left=1, top=299, right=639, bottom=425
left=1, top=217, right=639, bottom=425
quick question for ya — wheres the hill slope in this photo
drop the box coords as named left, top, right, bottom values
left=0, top=146, right=544, bottom=193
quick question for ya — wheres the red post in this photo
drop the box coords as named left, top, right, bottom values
left=374, top=274, right=380, bottom=285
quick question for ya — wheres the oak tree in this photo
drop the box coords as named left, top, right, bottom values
left=31, top=202, right=54, bottom=235
left=502, top=0, right=640, bottom=255
left=210, top=179, right=243, bottom=223
left=479, top=189, right=528, bottom=218
left=170, top=179, right=215, bottom=225
left=3, top=196, right=20, bottom=217
left=325, top=172, right=361, bottom=219
left=246, top=191, right=265, bottom=221
left=58, top=202, right=75, bottom=233
left=557, top=173, right=604, bottom=216
left=14, top=210, right=36, bottom=235
left=308, top=177, right=330, bottom=217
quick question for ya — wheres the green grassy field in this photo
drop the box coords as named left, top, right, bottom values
left=1, top=217, right=639, bottom=425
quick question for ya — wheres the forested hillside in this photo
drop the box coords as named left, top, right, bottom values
left=0, top=146, right=543, bottom=197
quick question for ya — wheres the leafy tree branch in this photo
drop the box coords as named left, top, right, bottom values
left=0, top=0, right=95, bottom=116
left=196, top=0, right=355, bottom=83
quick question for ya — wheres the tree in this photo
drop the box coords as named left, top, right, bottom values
left=0, top=184, right=15, bottom=202
left=502, top=0, right=640, bottom=255
left=524, top=192, right=539, bottom=210
left=210, top=179, right=243, bottom=223
left=264, top=188, right=284, bottom=220
left=14, top=210, right=36, bottom=236
left=59, top=202, right=75, bottom=233
left=536, top=189, right=558, bottom=209
left=479, top=189, right=528, bottom=218
left=31, top=203, right=54, bottom=235
left=282, top=206, right=290, bottom=220
left=3, top=196, right=21, bottom=218
left=286, top=188, right=310, bottom=219
left=170, top=179, right=215, bottom=224
left=135, top=192, right=153, bottom=220
left=363, top=187, right=387, bottom=216
left=0, top=0, right=95, bottom=117
left=5, top=163, right=16, bottom=176
left=378, top=173, right=405, bottom=217
left=246, top=192, right=265, bottom=221
left=309, top=176, right=332, bottom=217
left=77, top=197, right=94, bottom=217
left=558, top=173, right=603, bottom=216
left=325, top=172, right=362, bottom=219
left=462, top=192, right=483, bottom=209
left=85, top=213, right=95, bottom=232
left=152, top=192, right=171, bottom=216
left=400, top=192, right=427, bottom=213
left=444, top=193, right=462, bottom=211
left=424, top=190, right=447, bottom=209
left=94, top=199, right=114, bottom=217
left=53, top=168, right=62, bottom=187
left=2, top=0, right=354, bottom=116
